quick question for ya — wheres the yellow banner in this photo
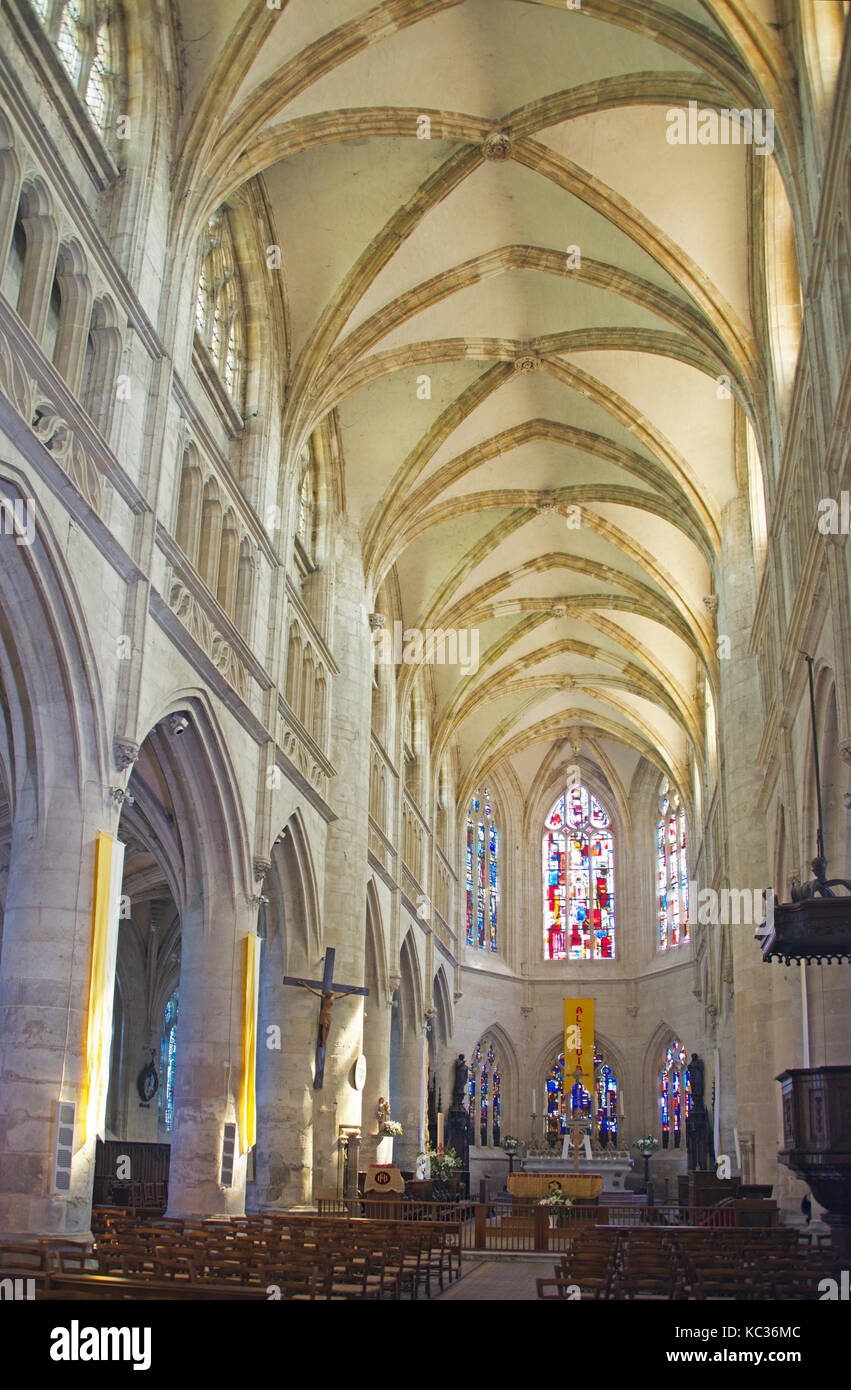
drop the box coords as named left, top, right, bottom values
left=84, top=831, right=124, bottom=1144
left=241, top=933, right=260, bottom=1153
left=564, top=997, right=594, bottom=1094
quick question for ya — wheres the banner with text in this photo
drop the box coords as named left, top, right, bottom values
left=564, top=997, right=595, bottom=1095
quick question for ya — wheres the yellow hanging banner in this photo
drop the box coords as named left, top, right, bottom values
left=84, top=831, right=124, bottom=1144
left=240, top=933, right=260, bottom=1153
left=564, top=998, right=595, bottom=1093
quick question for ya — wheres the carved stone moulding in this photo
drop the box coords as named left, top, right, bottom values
left=113, top=738, right=140, bottom=771
left=253, top=857, right=271, bottom=883
left=482, top=131, right=512, bottom=161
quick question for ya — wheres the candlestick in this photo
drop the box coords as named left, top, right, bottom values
left=436, top=1112, right=444, bottom=1149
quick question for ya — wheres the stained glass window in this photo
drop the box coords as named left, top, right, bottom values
left=195, top=209, right=245, bottom=409
left=468, top=1038, right=501, bottom=1146
left=543, top=785, right=614, bottom=960
left=44, top=3, right=118, bottom=136
left=84, top=21, right=112, bottom=131
left=545, top=1048, right=618, bottom=1146
left=466, top=788, right=498, bottom=951
left=660, top=1040, right=691, bottom=1149
left=57, top=1, right=84, bottom=85
left=159, top=989, right=179, bottom=1133
left=297, top=441, right=317, bottom=555
left=657, top=785, right=690, bottom=950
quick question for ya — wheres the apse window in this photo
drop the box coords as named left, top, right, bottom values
left=660, top=1040, right=691, bottom=1149
left=543, top=785, right=615, bottom=960
left=657, top=783, right=690, bottom=950
left=466, top=788, right=498, bottom=951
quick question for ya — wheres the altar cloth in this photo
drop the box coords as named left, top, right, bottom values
left=507, top=1172, right=603, bottom=1199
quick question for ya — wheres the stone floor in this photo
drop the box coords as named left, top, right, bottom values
left=435, top=1257, right=551, bottom=1300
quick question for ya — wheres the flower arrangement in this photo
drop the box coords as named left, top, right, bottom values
left=501, top=1135, right=519, bottom=1151
left=418, top=1144, right=461, bottom=1180
left=381, top=1120, right=403, bottom=1138
left=632, top=1136, right=660, bottom=1156
left=536, top=1180, right=574, bottom=1210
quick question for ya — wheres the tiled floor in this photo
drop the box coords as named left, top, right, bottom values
left=435, top=1258, right=551, bottom=1300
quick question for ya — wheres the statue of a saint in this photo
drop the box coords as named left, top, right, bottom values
left=689, top=1052, right=705, bottom=1103
left=452, top=1053, right=468, bottom=1107
left=376, top=1096, right=391, bottom=1130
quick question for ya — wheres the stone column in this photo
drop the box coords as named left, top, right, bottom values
left=0, top=780, right=115, bottom=1237
left=395, top=1021, right=427, bottom=1171
left=720, top=494, right=800, bottom=1209
left=251, top=925, right=315, bottom=1209
left=165, top=888, right=256, bottom=1219
left=310, top=525, right=372, bottom=1197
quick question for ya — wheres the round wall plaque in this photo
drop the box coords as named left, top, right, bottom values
left=353, top=1054, right=367, bottom=1091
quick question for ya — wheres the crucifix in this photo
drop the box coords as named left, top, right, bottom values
left=283, top=947, right=368, bottom=1090
left=565, top=1064, right=591, bottom=1175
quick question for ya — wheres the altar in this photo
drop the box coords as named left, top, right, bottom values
left=508, top=1172, right=603, bottom=1200
left=522, top=1151, right=634, bottom=1193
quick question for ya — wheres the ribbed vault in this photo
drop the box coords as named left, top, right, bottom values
left=169, top=0, right=799, bottom=802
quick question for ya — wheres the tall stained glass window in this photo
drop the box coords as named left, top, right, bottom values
left=657, top=785, right=690, bottom=950
left=545, top=1047, right=618, bottom=1146
left=468, top=1038, right=501, bottom=1146
left=159, top=989, right=179, bottom=1133
left=660, top=1040, right=691, bottom=1149
left=543, top=785, right=614, bottom=960
left=195, top=208, right=245, bottom=410
left=466, top=788, right=498, bottom=951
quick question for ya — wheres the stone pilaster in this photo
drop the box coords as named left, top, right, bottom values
left=310, top=525, right=373, bottom=1196
left=165, top=891, right=256, bottom=1219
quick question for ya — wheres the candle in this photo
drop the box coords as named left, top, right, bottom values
left=531, top=1088, right=536, bottom=1113
left=436, top=1112, right=444, bottom=1149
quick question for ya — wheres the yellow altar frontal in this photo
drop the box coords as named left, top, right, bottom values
left=507, top=1172, right=603, bottom=1200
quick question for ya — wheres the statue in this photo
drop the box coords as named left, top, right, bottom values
left=452, top=1054, right=468, bottom=1107
left=376, top=1096, right=391, bottom=1132
left=686, top=1051, right=714, bottom=1171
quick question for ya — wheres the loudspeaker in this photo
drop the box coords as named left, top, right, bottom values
left=220, top=1122, right=237, bottom=1188
left=51, top=1101, right=75, bottom=1194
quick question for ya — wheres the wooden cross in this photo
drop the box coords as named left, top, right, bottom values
left=282, top=947, right=368, bottom=1090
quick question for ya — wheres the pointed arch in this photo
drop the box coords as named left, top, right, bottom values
left=431, top=964, right=453, bottom=1048
left=398, top=929, right=424, bottom=1041
left=365, top=876, right=389, bottom=1004
left=270, top=808, right=322, bottom=972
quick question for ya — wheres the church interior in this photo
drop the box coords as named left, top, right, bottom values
left=0, top=0, right=850, bottom=1310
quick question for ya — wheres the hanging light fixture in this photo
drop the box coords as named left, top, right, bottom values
left=758, top=652, right=851, bottom=964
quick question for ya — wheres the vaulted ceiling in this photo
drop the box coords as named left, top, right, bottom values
left=172, top=0, right=793, bottom=808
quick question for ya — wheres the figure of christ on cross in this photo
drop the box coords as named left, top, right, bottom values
left=282, top=947, right=368, bottom=1090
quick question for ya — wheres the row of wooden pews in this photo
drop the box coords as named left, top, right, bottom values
left=537, top=1225, right=838, bottom=1300
left=0, top=1207, right=463, bottom=1301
